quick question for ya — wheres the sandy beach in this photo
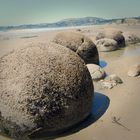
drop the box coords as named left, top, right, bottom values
left=0, top=24, right=140, bottom=140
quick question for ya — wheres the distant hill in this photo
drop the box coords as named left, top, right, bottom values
left=0, top=16, right=140, bottom=31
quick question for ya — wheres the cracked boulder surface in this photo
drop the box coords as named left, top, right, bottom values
left=0, top=43, right=93, bottom=139
left=52, top=31, right=99, bottom=65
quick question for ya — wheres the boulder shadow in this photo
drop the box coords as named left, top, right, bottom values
left=35, top=92, right=110, bottom=140
left=99, top=60, right=107, bottom=68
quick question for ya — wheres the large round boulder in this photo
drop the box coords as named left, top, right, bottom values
left=52, top=31, right=99, bottom=65
left=0, top=43, right=93, bottom=139
left=95, top=38, right=118, bottom=52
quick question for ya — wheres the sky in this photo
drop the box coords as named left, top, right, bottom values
left=0, top=0, right=140, bottom=26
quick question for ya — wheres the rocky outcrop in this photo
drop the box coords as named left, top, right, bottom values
left=0, top=43, right=93, bottom=139
left=52, top=31, right=99, bottom=65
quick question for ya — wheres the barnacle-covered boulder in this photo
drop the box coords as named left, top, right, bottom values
left=0, top=43, right=93, bottom=139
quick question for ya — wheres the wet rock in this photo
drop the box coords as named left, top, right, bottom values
left=127, top=64, right=140, bottom=77
left=52, top=31, right=99, bottom=65
left=108, top=74, right=123, bottom=84
left=0, top=43, right=93, bottom=139
left=87, top=64, right=106, bottom=81
left=95, top=38, right=118, bottom=52
left=100, top=80, right=117, bottom=89
left=123, top=32, right=140, bottom=45
left=100, top=74, right=123, bottom=89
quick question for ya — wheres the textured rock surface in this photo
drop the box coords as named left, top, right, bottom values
left=108, top=74, right=123, bottom=84
left=95, top=38, right=118, bottom=52
left=0, top=43, right=93, bottom=139
left=100, top=74, right=123, bottom=89
left=123, top=32, right=140, bottom=45
left=96, top=30, right=125, bottom=47
left=127, top=64, right=140, bottom=77
left=52, top=31, right=99, bottom=65
left=100, top=80, right=117, bottom=89
left=86, top=64, right=106, bottom=81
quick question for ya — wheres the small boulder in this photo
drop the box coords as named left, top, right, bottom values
left=95, top=38, right=118, bottom=52
left=0, top=43, right=93, bottom=139
left=127, top=64, right=140, bottom=77
left=76, top=29, right=82, bottom=32
left=108, top=74, right=123, bottom=84
left=86, top=64, right=106, bottom=81
left=123, top=32, right=140, bottom=45
left=100, top=74, right=123, bottom=89
left=52, top=31, right=99, bottom=65
left=95, top=32, right=105, bottom=40
left=100, top=80, right=117, bottom=89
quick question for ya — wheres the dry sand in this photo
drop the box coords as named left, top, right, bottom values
left=0, top=24, right=140, bottom=140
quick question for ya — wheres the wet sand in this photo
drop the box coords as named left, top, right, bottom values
left=0, top=24, right=140, bottom=140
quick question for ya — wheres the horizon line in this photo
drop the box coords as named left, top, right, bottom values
left=0, top=15, right=139, bottom=27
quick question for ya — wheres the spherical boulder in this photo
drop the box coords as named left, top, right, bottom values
left=86, top=64, right=106, bottom=81
left=110, top=31, right=125, bottom=47
left=0, top=43, right=93, bottom=139
left=95, top=38, right=118, bottom=52
left=52, top=31, right=99, bottom=65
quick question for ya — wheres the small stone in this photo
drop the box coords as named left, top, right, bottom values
left=108, top=74, right=123, bottom=84
left=101, top=81, right=114, bottom=89
left=100, top=74, right=122, bottom=89
left=86, top=64, right=106, bottom=81
left=76, top=29, right=81, bottom=32
left=127, top=64, right=140, bottom=77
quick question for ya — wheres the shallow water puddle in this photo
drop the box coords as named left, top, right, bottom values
left=122, top=44, right=140, bottom=57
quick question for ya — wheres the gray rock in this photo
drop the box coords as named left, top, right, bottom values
left=100, top=74, right=122, bottom=89
left=127, top=64, right=140, bottom=77
left=0, top=43, right=93, bottom=139
left=100, top=80, right=117, bottom=89
left=52, top=31, right=99, bottom=65
left=96, top=30, right=125, bottom=47
left=108, top=74, right=123, bottom=84
left=95, top=38, right=118, bottom=52
left=95, top=32, right=105, bottom=40
left=86, top=64, right=106, bottom=81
